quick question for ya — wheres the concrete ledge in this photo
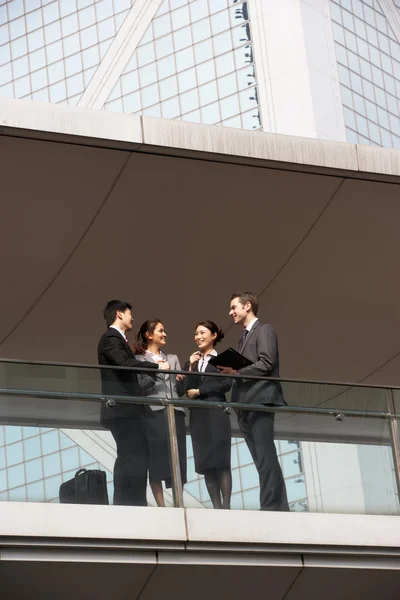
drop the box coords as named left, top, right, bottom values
left=357, top=144, right=400, bottom=176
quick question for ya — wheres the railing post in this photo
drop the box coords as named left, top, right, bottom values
left=386, top=389, right=400, bottom=500
left=165, top=402, right=184, bottom=508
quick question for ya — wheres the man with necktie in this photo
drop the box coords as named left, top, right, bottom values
left=97, top=300, right=168, bottom=506
left=217, top=292, right=289, bottom=511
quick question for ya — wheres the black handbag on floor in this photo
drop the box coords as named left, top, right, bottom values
left=59, top=468, right=109, bottom=505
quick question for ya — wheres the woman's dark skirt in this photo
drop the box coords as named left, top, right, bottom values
left=146, top=409, right=187, bottom=488
left=190, top=406, right=231, bottom=475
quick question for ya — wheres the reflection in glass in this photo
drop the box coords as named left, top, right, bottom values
left=213, top=30, right=232, bottom=56
left=239, top=85, right=258, bottom=112
left=241, top=107, right=261, bottom=129
left=232, top=23, right=250, bottom=48
left=285, top=475, right=307, bottom=503
left=211, top=10, right=230, bottom=36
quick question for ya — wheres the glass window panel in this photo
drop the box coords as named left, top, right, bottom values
left=384, top=73, right=396, bottom=96
left=365, top=99, right=378, bottom=123
left=237, top=440, right=252, bottom=466
left=392, top=135, right=400, bottom=150
left=241, top=463, right=260, bottom=490
left=199, top=79, right=218, bottom=105
left=140, top=26, right=153, bottom=46
left=159, top=74, right=178, bottom=100
left=0, top=470, right=7, bottom=492
left=23, top=435, right=41, bottom=460
left=360, top=58, right=372, bottom=81
left=14, top=74, right=31, bottom=96
left=182, top=110, right=201, bottom=123
left=381, top=53, right=392, bottom=74
left=105, top=98, right=123, bottom=112
left=11, top=36, right=27, bottom=59
left=335, top=44, right=347, bottom=66
left=11, top=54, right=28, bottom=78
left=49, top=79, right=67, bottom=102
left=153, top=14, right=172, bottom=38
left=157, top=54, right=176, bottom=78
left=9, top=16, right=26, bottom=39
left=79, top=4, right=96, bottom=28
left=173, top=26, right=193, bottom=51
left=9, top=485, right=26, bottom=502
left=342, top=10, right=354, bottom=31
left=222, top=114, right=241, bottom=128
left=61, top=446, right=80, bottom=471
left=27, top=480, right=44, bottom=502
left=363, top=79, right=374, bottom=101
left=344, top=29, right=357, bottom=53
left=189, top=0, right=209, bottom=23
left=141, top=82, right=159, bottom=107
left=0, top=24, right=9, bottom=45
left=239, top=85, right=258, bottom=112
left=366, top=24, right=378, bottom=47
left=214, top=30, right=232, bottom=56
left=340, top=84, right=353, bottom=107
left=28, top=29, right=45, bottom=53
left=59, top=432, right=75, bottom=450
left=121, top=70, right=139, bottom=94
left=115, top=0, right=131, bottom=13
left=369, top=46, right=381, bottom=68
left=0, top=448, right=4, bottom=469
left=230, top=2, right=248, bottom=27
left=371, top=66, right=384, bottom=88
left=279, top=440, right=300, bottom=454
left=178, top=67, right=196, bottom=92
left=180, top=88, right=199, bottom=113
left=194, top=38, right=213, bottom=63
left=176, top=46, right=195, bottom=71
left=7, top=0, right=24, bottom=19
left=282, top=451, right=302, bottom=478
left=66, top=72, right=84, bottom=96
left=232, top=23, right=250, bottom=48
left=139, top=62, right=157, bottom=86
left=192, top=17, right=211, bottom=43
left=389, top=114, right=400, bottom=135
left=161, top=96, right=180, bottom=118
left=143, top=104, right=162, bottom=117
left=41, top=430, right=59, bottom=455
left=170, top=0, right=188, bottom=9
left=83, top=65, right=96, bottom=86
left=356, top=37, right=369, bottom=60
left=380, top=128, right=392, bottom=148
left=230, top=492, right=243, bottom=510
left=218, top=71, right=237, bottom=98
left=31, top=67, right=48, bottom=91
left=43, top=452, right=61, bottom=477
left=82, top=45, right=99, bottom=69
left=201, top=100, right=220, bottom=124
left=390, top=39, right=400, bottom=63
left=45, top=21, right=62, bottom=44
left=211, top=10, right=230, bottom=35
left=22, top=427, right=37, bottom=439
left=354, top=17, right=366, bottom=39
left=377, top=106, right=390, bottom=129
left=242, top=107, right=261, bottom=129
left=171, top=5, right=190, bottom=30
left=44, top=474, right=62, bottom=500
left=216, top=52, right=235, bottom=77
left=378, top=32, right=390, bottom=55
left=43, top=1, right=60, bottom=25
left=5, top=427, right=22, bottom=444
left=355, top=113, right=369, bottom=136
left=46, top=40, right=63, bottom=63
left=196, top=59, right=215, bottom=85
left=363, top=5, right=375, bottom=27
left=348, top=52, right=360, bottom=74
left=155, top=34, right=174, bottom=58
left=62, top=12, right=79, bottom=36
left=345, top=127, right=359, bottom=144
left=374, top=86, right=387, bottom=109
left=353, top=92, right=366, bottom=116
left=330, top=3, right=342, bottom=23
left=63, top=32, right=80, bottom=57
left=368, top=121, right=381, bottom=145
left=99, top=37, right=113, bottom=59
left=7, top=463, right=25, bottom=488
left=285, top=475, right=307, bottom=503
left=80, top=24, right=98, bottom=49
left=234, top=42, right=253, bottom=68
left=65, top=53, right=82, bottom=76
left=220, top=93, right=240, bottom=119
left=344, top=106, right=356, bottom=129
left=137, top=42, right=155, bottom=67
left=98, top=17, right=115, bottom=41
left=6, top=442, right=23, bottom=467
left=349, top=70, right=362, bottom=93
left=209, top=0, right=228, bottom=14
left=95, top=0, right=113, bottom=21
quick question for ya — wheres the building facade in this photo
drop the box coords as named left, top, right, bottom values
left=0, top=0, right=399, bottom=513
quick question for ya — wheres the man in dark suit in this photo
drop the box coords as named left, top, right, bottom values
left=98, top=300, right=167, bottom=506
left=218, top=292, right=289, bottom=511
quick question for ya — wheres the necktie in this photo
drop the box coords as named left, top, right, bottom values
left=238, top=329, right=248, bottom=353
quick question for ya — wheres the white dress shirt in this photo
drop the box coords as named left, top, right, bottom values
left=198, top=349, right=217, bottom=372
left=245, top=317, right=258, bottom=334
left=109, top=325, right=128, bottom=342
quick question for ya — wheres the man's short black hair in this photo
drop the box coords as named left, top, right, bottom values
left=103, top=300, right=132, bottom=327
left=230, top=292, right=259, bottom=316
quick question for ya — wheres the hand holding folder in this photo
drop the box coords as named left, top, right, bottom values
left=208, top=348, right=252, bottom=371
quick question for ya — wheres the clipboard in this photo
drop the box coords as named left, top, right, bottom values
left=208, top=348, right=252, bottom=370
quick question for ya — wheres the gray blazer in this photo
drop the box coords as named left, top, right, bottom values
left=232, top=320, right=286, bottom=406
left=135, top=352, right=184, bottom=412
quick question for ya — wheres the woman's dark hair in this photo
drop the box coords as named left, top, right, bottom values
left=195, top=321, right=224, bottom=347
left=133, top=318, right=162, bottom=355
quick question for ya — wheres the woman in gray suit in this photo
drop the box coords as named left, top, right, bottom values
left=134, top=318, right=186, bottom=507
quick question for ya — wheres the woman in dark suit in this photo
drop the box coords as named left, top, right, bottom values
left=177, top=321, right=232, bottom=509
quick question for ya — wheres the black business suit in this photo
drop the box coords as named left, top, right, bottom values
left=233, top=320, right=289, bottom=511
left=177, top=360, right=231, bottom=474
left=97, top=327, right=158, bottom=506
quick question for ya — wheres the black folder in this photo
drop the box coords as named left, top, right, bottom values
left=209, top=348, right=252, bottom=370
